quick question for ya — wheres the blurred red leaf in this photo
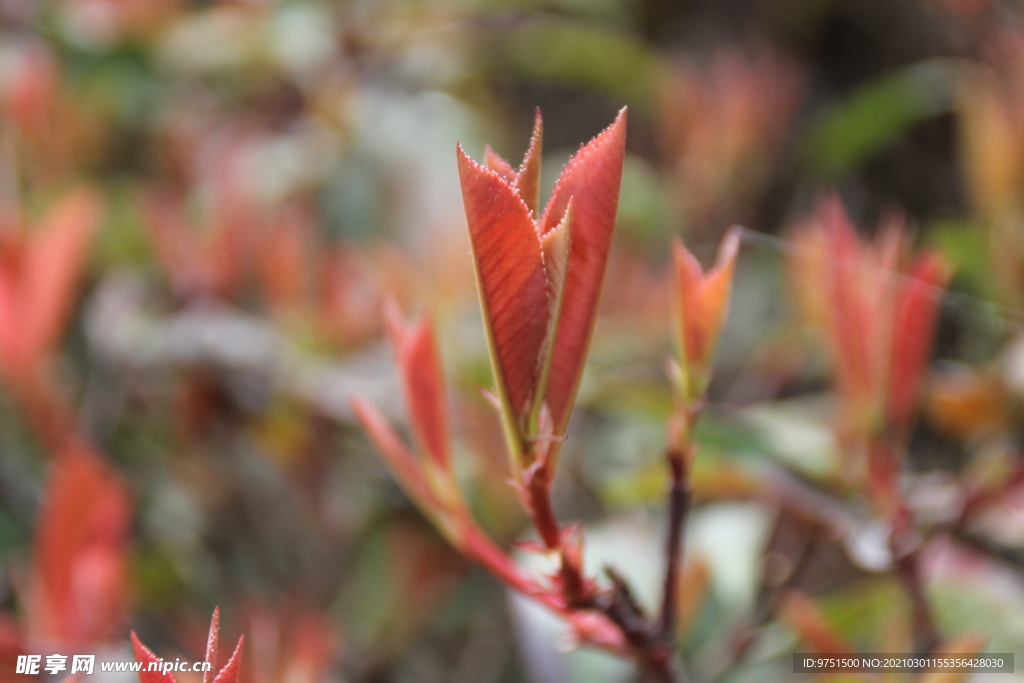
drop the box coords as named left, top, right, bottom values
left=243, top=604, right=337, bottom=683
left=385, top=303, right=450, bottom=470
left=27, top=445, right=131, bottom=648
left=791, top=196, right=950, bottom=440
left=258, top=205, right=313, bottom=313
left=888, top=251, right=949, bottom=426
left=0, top=189, right=102, bottom=381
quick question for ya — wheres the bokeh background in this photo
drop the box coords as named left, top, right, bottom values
left=1, top=0, right=1024, bottom=681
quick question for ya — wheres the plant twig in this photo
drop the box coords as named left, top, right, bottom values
left=598, top=568, right=684, bottom=683
left=658, top=451, right=691, bottom=641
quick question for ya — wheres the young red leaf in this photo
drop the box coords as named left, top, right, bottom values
left=481, top=111, right=543, bottom=215
left=541, top=202, right=573, bottom=321
left=533, top=203, right=572, bottom=433
left=210, top=636, right=244, bottom=683
left=515, top=110, right=543, bottom=216
left=537, top=109, right=627, bottom=432
left=203, top=608, right=220, bottom=683
left=483, top=145, right=517, bottom=182
left=457, top=144, right=550, bottom=434
left=131, top=610, right=243, bottom=683
left=385, top=304, right=450, bottom=469
left=130, top=632, right=177, bottom=683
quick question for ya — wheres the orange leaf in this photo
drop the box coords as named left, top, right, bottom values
left=538, top=108, right=627, bottom=432
left=672, top=228, right=740, bottom=394
left=457, top=144, right=549, bottom=429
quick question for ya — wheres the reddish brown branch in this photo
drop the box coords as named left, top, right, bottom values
left=520, top=441, right=687, bottom=679
left=525, top=469, right=563, bottom=550
left=659, top=452, right=691, bottom=641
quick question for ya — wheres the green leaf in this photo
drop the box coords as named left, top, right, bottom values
left=803, top=60, right=960, bottom=177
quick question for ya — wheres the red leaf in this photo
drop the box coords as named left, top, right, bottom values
left=0, top=235, right=27, bottom=372
left=24, top=189, right=102, bottom=363
left=457, top=144, right=549, bottom=426
left=481, top=110, right=543, bottom=216
left=211, top=636, right=244, bottom=683
left=29, top=445, right=130, bottom=646
left=887, top=250, right=948, bottom=426
left=258, top=206, right=311, bottom=312
left=822, top=197, right=876, bottom=410
left=515, top=110, right=543, bottom=216
left=385, top=304, right=450, bottom=469
left=0, top=189, right=102, bottom=376
left=130, top=632, right=177, bottom=683
left=131, top=610, right=243, bottom=683
left=538, top=109, right=627, bottom=431
left=203, top=608, right=220, bottom=683
left=483, top=145, right=516, bottom=182
left=243, top=605, right=337, bottom=683
left=350, top=396, right=435, bottom=507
